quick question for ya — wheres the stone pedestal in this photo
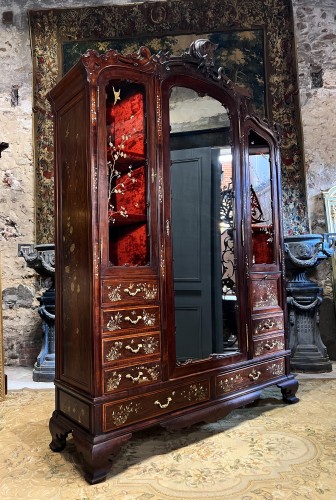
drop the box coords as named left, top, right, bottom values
left=19, top=243, right=55, bottom=382
left=285, top=234, right=334, bottom=373
left=287, top=280, right=331, bottom=372
left=33, top=285, right=55, bottom=382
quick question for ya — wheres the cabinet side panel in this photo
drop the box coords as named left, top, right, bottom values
left=57, top=93, right=92, bottom=391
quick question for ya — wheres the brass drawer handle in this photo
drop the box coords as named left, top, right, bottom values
left=154, top=392, right=175, bottom=409
left=125, top=343, right=143, bottom=353
left=248, top=369, right=261, bottom=381
left=124, top=287, right=141, bottom=296
left=124, top=315, right=142, bottom=324
left=126, top=371, right=144, bottom=383
left=262, top=320, right=275, bottom=330
left=265, top=341, right=277, bottom=350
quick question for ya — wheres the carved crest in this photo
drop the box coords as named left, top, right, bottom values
left=187, top=39, right=218, bottom=70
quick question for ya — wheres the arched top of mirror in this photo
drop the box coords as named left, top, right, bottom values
left=84, top=39, right=252, bottom=105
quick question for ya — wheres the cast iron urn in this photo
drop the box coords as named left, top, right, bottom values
left=284, top=233, right=335, bottom=372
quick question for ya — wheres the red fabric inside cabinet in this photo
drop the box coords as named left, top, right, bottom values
left=109, top=91, right=145, bottom=158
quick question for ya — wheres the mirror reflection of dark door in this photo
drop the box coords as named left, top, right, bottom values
left=169, top=86, right=240, bottom=363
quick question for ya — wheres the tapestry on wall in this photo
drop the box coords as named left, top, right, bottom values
left=28, top=0, right=308, bottom=244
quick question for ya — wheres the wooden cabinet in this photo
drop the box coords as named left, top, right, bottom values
left=48, top=40, right=298, bottom=485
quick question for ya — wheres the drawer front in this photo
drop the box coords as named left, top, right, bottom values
left=102, top=280, right=159, bottom=305
left=103, top=361, right=161, bottom=393
left=102, top=306, right=160, bottom=335
left=251, top=275, right=281, bottom=311
left=252, top=314, right=284, bottom=336
left=103, top=380, right=210, bottom=431
left=216, top=358, right=285, bottom=397
left=253, top=334, right=285, bottom=357
left=103, top=333, right=161, bottom=365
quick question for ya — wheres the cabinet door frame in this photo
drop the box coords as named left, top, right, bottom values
left=96, top=67, right=159, bottom=277
left=159, top=72, right=248, bottom=379
left=242, top=116, right=288, bottom=357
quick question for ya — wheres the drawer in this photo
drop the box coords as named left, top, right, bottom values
left=103, top=361, right=161, bottom=394
left=251, top=275, right=281, bottom=311
left=102, top=333, right=160, bottom=365
left=102, top=279, right=159, bottom=305
left=253, top=334, right=285, bottom=357
left=102, top=305, right=160, bottom=335
left=216, top=358, right=285, bottom=397
left=103, top=379, right=210, bottom=431
left=253, top=313, right=284, bottom=336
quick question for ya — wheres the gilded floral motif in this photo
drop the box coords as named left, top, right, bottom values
left=59, top=393, right=89, bottom=428
left=107, top=312, right=123, bottom=331
left=107, top=285, right=122, bottom=302
left=181, top=383, right=208, bottom=402
left=142, top=310, right=156, bottom=327
left=105, top=341, right=123, bottom=361
left=218, top=373, right=244, bottom=393
left=110, top=401, right=141, bottom=426
left=267, top=362, right=285, bottom=377
left=253, top=281, right=278, bottom=309
left=142, top=336, right=159, bottom=354
left=105, top=372, right=122, bottom=391
left=142, top=284, right=158, bottom=300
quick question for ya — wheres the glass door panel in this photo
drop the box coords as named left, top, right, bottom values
left=169, top=85, right=240, bottom=363
left=105, top=80, right=149, bottom=267
left=248, top=131, right=275, bottom=265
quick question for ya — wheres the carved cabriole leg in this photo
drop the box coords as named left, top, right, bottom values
left=72, top=430, right=132, bottom=485
left=49, top=410, right=72, bottom=452
left=277, top=378, right=299, bottom=404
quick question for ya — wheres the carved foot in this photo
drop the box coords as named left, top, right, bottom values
left=73, top=430, right=132, bottom=485
left=277, top=378, right=299, bottom=404
left=49, top=411, right=72, bottom=452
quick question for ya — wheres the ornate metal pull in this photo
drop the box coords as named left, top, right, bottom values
left=124, top=287, right=141, bottom=296
left=264, top=341, right=277, bottom=350
left=126, top=371, right=144, bottom=383
left=261, top=320, right=275, bottom=331
left=248, top=369, right=261, bottom=381
left=125, top=343, right=143, bottom=353
left=154, top=392, right=175, bottom=409
left=124, top=315, right=142, bottom=324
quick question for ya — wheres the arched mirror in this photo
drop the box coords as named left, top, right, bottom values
left=168, top=85, right=240, bottom=364
left=248, top=130, right=275, bottom=266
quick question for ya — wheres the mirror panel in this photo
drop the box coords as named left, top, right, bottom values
left=105, top=80, right=149, bottom=267
left=248, top=131, right=275, bottom=265
left=169, top=86, right=239, bottom=364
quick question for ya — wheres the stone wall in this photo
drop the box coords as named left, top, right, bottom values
left=0, top=0, right=133, bottom=366
left=293, top=0, right=336, bottom=358
left=1, top=0, right=336, bottom=366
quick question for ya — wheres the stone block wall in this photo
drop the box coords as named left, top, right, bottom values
left=1, top=2, right=40, bottom=365
left=0, top=0, right=133, bottom=366
left=1, top=0, right=336, bottom=366
left=293, top=0, right=336, bottom=358
left=293, top=0, right=336, bottom=233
